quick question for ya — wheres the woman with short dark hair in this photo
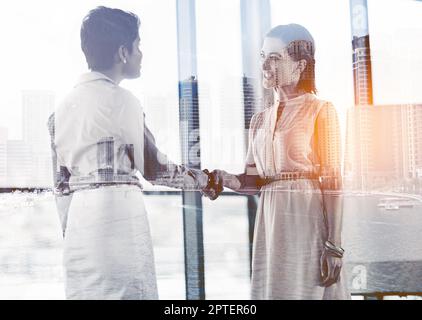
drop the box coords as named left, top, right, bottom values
left=51, top=6, right=209, bottom=300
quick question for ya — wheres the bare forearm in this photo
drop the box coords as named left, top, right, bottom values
left=322, top=188, right=344, bottom=246
left=218, top=170, right=262, bottom=195
left=143, top=124, right=207, bottom=190
left=148, top=164, right=207, bottom=191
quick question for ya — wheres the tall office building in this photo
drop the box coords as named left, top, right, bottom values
left=350, top=0, right=373, bottom=106
left=6, top=140, right=32, bottom=187
left=404, top=105, right=422, bottom=178
left=242, top=76, right=257, bottom=130
left=179, top=76, right=200, bottom=169
left=352, top=35, right=373, bottom=105
left=345, top=105, right=398, bottom=190
left=22, top=90, right=55, bottom=149
left=344, top=105, right=372, bottom=190
left=344, top=104, right=422, bottom=192
left=22, top=90, right=55, bottom=186
left=316, top=105, right=342, bottom=189
left=97, top=137, right=115, bottom=182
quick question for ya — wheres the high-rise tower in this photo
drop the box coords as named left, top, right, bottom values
left=350, top=0, right=374, bottom=105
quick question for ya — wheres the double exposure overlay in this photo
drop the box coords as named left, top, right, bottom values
left=1, top=0, right=422, bottom=300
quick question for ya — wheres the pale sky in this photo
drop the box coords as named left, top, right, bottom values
left=0, top=0, right=421, bottom=170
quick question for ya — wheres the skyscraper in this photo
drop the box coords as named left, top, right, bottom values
left=404, top=105, right=422, bottom=179
left=350, top=0, right=374, bottom=106
left=97, top=137, right=114, bottom=182
left=22, top=90, right=55, bottom=186
left=22, top=90, right=55, bottom=149
left=352, top=35, right=373, bottom=105
left=316, top=105, right=342, bottom=190
left=344, top=104, right=422, bottom=192
left=179, top=76, right=200, bottom=168
left=6, top=140, right=32, bottom=187
left=242, top=76, right=257, bottom=130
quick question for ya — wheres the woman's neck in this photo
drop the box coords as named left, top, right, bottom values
left=94, top=66, right=124, bottom=85
left=274, top=85, right=304, bottom=103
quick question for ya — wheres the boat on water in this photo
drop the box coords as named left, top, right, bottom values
left=377, top=197, right=415, bottom=210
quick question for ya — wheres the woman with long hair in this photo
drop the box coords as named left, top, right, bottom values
left=205, top=24, right=350, bottom=299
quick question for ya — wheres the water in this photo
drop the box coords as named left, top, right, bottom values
left=0, top=192, right=250, bottom=299
left=1, top=191, right=422, bottom=299
left=342, top=193, right=422, bottom=294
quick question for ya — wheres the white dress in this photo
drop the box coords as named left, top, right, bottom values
left=247, top=93, right=350, bottom=300
left=63, top=185, right=158, bottom=299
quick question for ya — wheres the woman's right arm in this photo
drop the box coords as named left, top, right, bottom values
left=212, top=166, right=263, bottom=196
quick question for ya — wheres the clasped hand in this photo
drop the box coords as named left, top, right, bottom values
left=200, top=169, right=224, bottom=200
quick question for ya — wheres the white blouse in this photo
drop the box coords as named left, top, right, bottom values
left=246, top=93, right=341, bottom=180
left=52, top=72, right=199, bottom=191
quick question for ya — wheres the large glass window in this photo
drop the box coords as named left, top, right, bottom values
left=195, top=0, right=251, bottom=299
left=196, top=0, right=245, bottom=173
left=203, top=196, right=250, bottom=299
left=1, top=0, right=422, bottom=300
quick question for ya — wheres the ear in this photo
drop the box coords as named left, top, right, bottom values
left=297, top=59, right=307, bottom=74
left=118, top=45, right=128, bottom=64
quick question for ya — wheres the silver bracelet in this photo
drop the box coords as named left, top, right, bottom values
left=324, top=240, right=344, bottom=258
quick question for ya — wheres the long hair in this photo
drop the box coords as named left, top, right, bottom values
left=265, top=24, right=317, bottom=95
left=287, top=40, right=317, bottom=94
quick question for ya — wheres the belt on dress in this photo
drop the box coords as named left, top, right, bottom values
left=59, top=181, right=143, bottom=195
left=262, top=171, right=318, bottom=184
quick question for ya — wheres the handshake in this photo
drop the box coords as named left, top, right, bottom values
left=199, top=169, right=225, bottom=200
left=186, top=168, right=241, bottom=199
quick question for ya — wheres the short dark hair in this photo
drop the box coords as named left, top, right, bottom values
left=80, top=6, right=140, bottom=71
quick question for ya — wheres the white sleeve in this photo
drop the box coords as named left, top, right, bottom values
left=116, top=91, right=145, bottom=174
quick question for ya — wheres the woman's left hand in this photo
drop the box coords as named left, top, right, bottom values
left=320, top=250, right=342, bottom=287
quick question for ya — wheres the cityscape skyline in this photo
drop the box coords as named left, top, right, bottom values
left=2, top=86, right=422, bottom=193
left=0, top=90, right=54, bottom=187
left=344, top=104, right=422, bottom=192
left=1, top=0, right=422, bottom=190
left=1, top=0, right=422, bottom=301
left=2, top=0, right=422, bottom=140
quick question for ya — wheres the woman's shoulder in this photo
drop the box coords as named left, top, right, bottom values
left=113, top=86, right=141, bottom=106
left=109, top=86, right=143, bottom=119
left=252, top=108, right=268, bottom=119
left=250, top=108, right=269, bottom=127
left=306, top=93, right=335, bottom=109
left=305, top=95, right=339, bottom=125
left=301, top=94, right=338, bottom=120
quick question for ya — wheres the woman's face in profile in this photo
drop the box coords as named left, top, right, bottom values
left=260, top=37, right=300, bottom=90
left=123, top=36, right=143, bottom=79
